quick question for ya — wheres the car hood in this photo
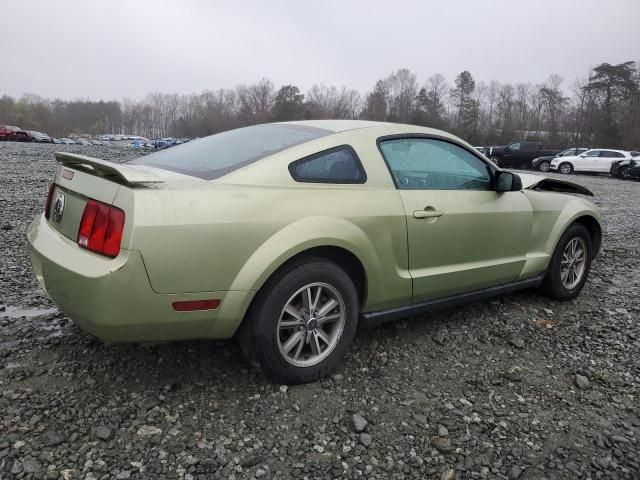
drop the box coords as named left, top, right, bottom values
left=518, top=173, right=593, bottom=196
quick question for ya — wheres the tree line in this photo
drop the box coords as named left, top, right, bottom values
left=1, top=61, right=638, bottom=149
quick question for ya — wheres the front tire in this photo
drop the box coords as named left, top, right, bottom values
left=540, top=224, right=592, bottom=301
left=238, top=258, right=359, bottom=384
left=538, top=161, right=551, bottom=172
left=559, top=162, right=573, bottom=175
left=620, top=166, right=631, bottom=179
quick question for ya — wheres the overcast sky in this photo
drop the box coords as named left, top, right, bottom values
left=1, top=0, right=638, bottom=100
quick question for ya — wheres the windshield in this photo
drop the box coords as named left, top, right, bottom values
left=128, top=124, right=331, bottom=180
left=558, top=149, right=576, bottom=157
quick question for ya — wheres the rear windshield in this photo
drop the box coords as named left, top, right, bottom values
left=128, top=124, right=331, bottom=180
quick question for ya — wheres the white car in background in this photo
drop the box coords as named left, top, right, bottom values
left=550, top=149, right=633, bottom=174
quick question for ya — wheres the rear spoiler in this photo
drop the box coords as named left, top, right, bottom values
left=55, top=152, right=164, bottom=184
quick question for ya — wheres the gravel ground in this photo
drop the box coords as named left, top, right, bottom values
left=1, top=142, right=638, bottom=480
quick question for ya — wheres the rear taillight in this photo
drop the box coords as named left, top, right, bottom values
left=77, top=199, right=125, bottom=258
left=44, top=184, right=55, bottom=219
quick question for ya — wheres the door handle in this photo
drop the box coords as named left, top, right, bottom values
left=413, top=208, right=444, bottom=219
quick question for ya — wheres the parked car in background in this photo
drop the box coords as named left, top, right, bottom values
left=59, top=138, right=76, bottom=145
left=532, top=148, right=589, bottom=172
left=152, top=138, right=177, bottom=149
left=28, top=120, right=602, bottom=383
left=129, top=140, right=154, bottom=150
left=550, top=149, right=633, bottom=174
left=489, top=141, right=561, bottom=169
left=0, top=125, right=32, bottom=142
left=28, top=131, right=53, bottom=143
left=610, top=155, right=640, bottom=180
left=75, top=139, right=92, bottom=146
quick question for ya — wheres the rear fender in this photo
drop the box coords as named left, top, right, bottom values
left=229, top=216, right=387, bottom=308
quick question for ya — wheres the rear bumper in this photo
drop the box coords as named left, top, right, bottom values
left=27, top=214, right=252, bottom=342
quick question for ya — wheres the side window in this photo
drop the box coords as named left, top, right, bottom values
left=378, top=138, right=492, bottom=191
left=599, top=151, right=619, bottom=158
left=289, top=146, right=366, bottom=184
left=584, top=150, right=600, bottom=157
left=509, top=143, right=521, bottom=151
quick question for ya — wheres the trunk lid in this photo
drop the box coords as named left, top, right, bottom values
left=47, top=153, right=166, bottom=244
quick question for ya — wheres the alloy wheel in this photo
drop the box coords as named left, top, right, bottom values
left=539, top=162, right=550, bottom=172
left=560, top=237, right=587, bottom=290
left=277, top=282, right=346, bottom=367
left=560, top=164, right=572, bottom=174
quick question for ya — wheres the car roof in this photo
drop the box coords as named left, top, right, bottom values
left=274, top=120, right=389, bottom=133
left=273, top=120, right=463, bottom=143
left=587, top=148, right=627, bottom=153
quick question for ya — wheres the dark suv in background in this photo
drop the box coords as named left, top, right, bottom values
left=489, top=141, right=561, bottom=169
left=532, top=148, right=589, bottom=172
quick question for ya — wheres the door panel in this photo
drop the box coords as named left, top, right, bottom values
left=596, top=152, right=618, bottom=172
left=579, top=151, right=600, bottom=172
left=399, top=189, right=533, bottom=302
left=378, top=136, right=534, bottom=304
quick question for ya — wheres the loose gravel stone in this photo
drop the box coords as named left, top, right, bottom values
left=359, top=433, right=372, bottom=447
left=575, top=373, right=591, bottom=390
left=441, top=469, right=456, bottom=480
left=433, top=436, right=453, bottom=453
left=350, top=413, right=368, bottom=432
left=137, top=425, right=162, bottom=436
left=0, top=144, right=639, bottom=479
left=94, top=426, right=113, bottom=440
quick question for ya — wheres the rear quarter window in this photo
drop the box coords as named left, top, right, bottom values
left=289, top=146, right=366, bottom=184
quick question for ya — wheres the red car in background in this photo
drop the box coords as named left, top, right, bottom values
left=0, top=125, right=32, bottom=142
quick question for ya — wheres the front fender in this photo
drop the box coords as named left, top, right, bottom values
left=521, top=192, right=602, bottom=277
left=228, top=216, right=384, bottom=298
left=546, top=200, right=602, bottom=256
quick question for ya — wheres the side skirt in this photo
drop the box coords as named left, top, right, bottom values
left=359, top=273, right=545, bottom=328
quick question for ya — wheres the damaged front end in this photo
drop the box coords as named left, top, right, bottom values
left=517, top=173, right=594, bottom=196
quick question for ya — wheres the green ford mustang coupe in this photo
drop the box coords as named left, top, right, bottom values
left=28, top=120, right=602, bottom=383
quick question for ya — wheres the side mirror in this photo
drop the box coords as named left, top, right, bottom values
left=579, top=153, right=587, bottom=158
left=495, top=171, right=522, bottom=192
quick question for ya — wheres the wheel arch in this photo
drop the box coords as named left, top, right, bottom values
left=548, top=210, right=602, bottom=261
left=252, top=245, right=367, bottom=306
left=233, top=244, right=369, bottom=340
left=573, top=214, right=602, bottom=259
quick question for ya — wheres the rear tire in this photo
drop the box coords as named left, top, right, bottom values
left=539, top=161, right=551, bottom=172
left=237, top=258, right=359, bottom=384
left=559, top=162, right=573, bottom=175
left=540, top=224, right=592, bottom=301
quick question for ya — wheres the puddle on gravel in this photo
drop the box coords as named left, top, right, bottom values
left=1, top=306, right=59, bottom=319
